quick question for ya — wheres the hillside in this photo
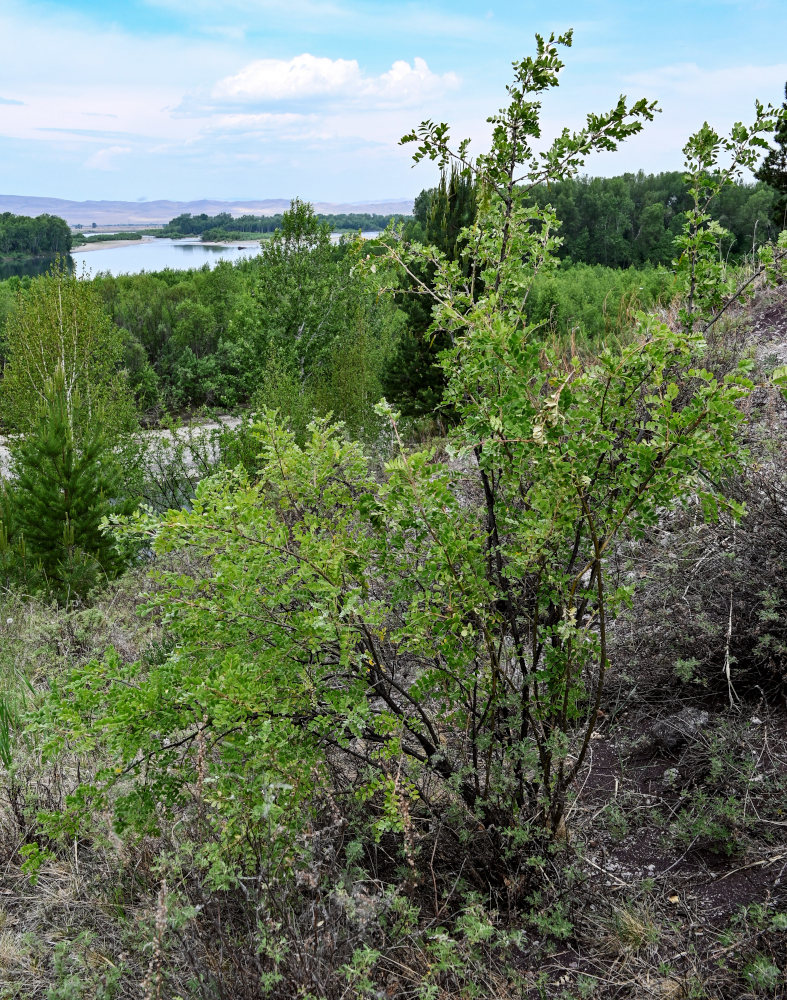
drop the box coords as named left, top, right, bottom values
left=0, top=194, right=415, bottom=227
left=0, top=278, right=785, bottom=1000
left=1, top=33, right=786, bottom=999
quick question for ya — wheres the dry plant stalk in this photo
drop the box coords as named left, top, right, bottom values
left=142, top=879, right=167, bottom=1000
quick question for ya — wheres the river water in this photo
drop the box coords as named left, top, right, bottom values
left=72, top=237, right=263, bottom=278
left=1, top=232, right=380, bottom=280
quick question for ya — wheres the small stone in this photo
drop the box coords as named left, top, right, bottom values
left=650, top=707, right=709, bottom=751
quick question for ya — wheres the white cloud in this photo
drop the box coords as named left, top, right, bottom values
left=214, top=55, right=357, bottom=102
left=375, top=58, right=459, bottom=104
left=84, top=145, right=132, bottom=170
left=210, top=54, right=459, bottom=108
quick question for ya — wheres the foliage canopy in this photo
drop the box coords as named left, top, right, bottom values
left=1, top=258, right=135, bottom=439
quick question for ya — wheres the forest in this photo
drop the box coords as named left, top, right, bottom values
left=160, top=210, right=411, bottom=242
left=0, top=31, right=786, bottom=1000
left=527, top=171, right=780, bottom=266
left=0, top=212, right=72, bottom=258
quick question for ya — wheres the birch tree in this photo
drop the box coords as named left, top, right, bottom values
left=1, top=259, right=134, bottom=439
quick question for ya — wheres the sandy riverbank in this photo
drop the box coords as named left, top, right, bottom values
left=0, top=415, right=241, bottom=477
left=72, top=238, right=264, bottom=253
left=71, top=238, right=148, bottom=253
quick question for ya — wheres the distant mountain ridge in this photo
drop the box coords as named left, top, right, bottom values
left=0, top=195, right=414, bottom=226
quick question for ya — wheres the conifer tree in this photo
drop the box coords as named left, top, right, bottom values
left=11, top=370, right=125, bottom=601
left=0, top=480, right=29, bottom=591
left=756, top=82, right=787, bottom=230
left=382, top=166, right=477, bottom=420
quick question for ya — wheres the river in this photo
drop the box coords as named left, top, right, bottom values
left=1, top=232, right=380, bottom=280
left=71, top=237, right=263, bottom=278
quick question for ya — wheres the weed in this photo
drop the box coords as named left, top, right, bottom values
left=670, top=790, right=748, bottom=855
left=611, top=905, right=661, bottom=949
left=742, top=954, right=782, bottom=993
left=601, top=801, right=629, bottom=841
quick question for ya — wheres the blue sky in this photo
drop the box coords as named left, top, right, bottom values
left=1, top=0, right=786, bottom=204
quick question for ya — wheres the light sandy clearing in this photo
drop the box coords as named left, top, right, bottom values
left=72, top=239, right=148, bottom=253
left=0, top=415, right=242, bottom=479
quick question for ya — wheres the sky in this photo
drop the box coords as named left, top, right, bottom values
left=1, top=0, right=786, bottom=205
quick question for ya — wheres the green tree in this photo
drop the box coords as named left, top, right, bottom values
left=9, top=371, right=125, bottom=601
left=1, top=259, right=135, bottom=440
left=0, top=212, right=71, bottom=257
left=244, top=198, right=400, bottom=439
left=756, top=82, right=787, bottom=230
left=382, top=166, right=477, bottom=420
left=248, top=198, right=339, bottom=379
left=1, top=260, right=143, bottom=541
left=525, top=170, right=777, bottom=266
left=675, top=113, right=787, bottom=336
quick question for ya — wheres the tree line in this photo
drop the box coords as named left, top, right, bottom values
left=0, top=212, right=72, bottom=257
left=527, top=170, right=778, bottom=267
left=162, top=210, right=411, bottom=239
left=399, top=168, right=782, bottom=275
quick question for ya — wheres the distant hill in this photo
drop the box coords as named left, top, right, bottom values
left=0, top=195, right=414, bottom=227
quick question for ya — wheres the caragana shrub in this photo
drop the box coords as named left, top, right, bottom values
left=38, top=33, right=787, bottom=899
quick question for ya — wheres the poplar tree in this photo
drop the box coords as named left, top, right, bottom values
left=0, top=258, right=135, bottom=440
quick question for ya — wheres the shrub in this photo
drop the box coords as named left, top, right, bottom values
left=525, top=262, right=675, bottom=347
left=40, top=30, right=780, bottom=882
